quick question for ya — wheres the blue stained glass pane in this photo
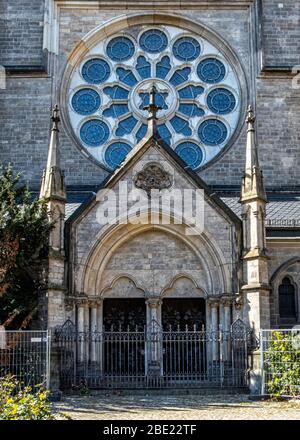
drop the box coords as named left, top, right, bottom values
left=105, top=142, right=132, bottom=169
left=178, top=85, right=204, bottom=99
left=71, top=89, right=101, bottom=115
left=82, top=58, right=110, bottom=84
left=116, top=68, right=138, bottom=87
left=170, top=116, right=192, bottom=136
left=103, top=85, right=129, bottom=100
left=207, top=88, right=236, bottom=115
left=136, top=56, right=151, bottom=79
left=157, top=124, right=171, bottom=145
left=155, top=56, right=171, bottom=79
left=198, top=119, right=228, bottom=146
left=178, top=103, right=205, bottom=118
left=175, top=142, right=203, bottom=169
left=173, top=37, right=201, bottom=61
left=139, top=92, right=168, bottom=110
left=116, top=115, right=138, bottom=136
left=169, top=67, right=191, bottom=86
left=103, top=104, right=129, bottom=118
left=80, top=120, right=110, bottom=147
left=197, top=58, right=226, bottom=84
left=136, top=124, right=148, bottom=142
left=106, top=36, right=135, bottom=61
left=139, top=29, right=168, bottom=53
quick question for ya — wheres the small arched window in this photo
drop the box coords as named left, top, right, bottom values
left=279, top=277, right=296, bottom=319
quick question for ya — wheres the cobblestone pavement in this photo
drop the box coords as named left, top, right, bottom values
left=53, top=393, right=300, bottom=420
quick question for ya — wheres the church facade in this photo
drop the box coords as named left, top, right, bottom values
left=1, top=1, right=300, bottom=391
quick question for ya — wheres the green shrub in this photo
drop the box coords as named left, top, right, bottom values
left=264, top=331, right=300, bottom=398
left=0, top=375, right=55, bottom=420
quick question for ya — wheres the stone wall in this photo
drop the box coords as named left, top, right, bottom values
left=260, top=0, right=300, bottom=68
left=0, top=1, right=299, bottom=189
left=0, top=0, right=45, bottom=66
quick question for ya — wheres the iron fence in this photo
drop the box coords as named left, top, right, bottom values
left=0, top=330, right=50, bottom=389
left=261, top=329, right=300, bottom=397
left=55, top=319, right=250, bottom=390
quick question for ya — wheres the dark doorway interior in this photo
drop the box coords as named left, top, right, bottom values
left=103, top=299, right=146, bottom=376
left=162, top=298, right=206, bottom=331
left=103, top=298, right=146, bottom=331
left=162, top=298, right=206, bottom=377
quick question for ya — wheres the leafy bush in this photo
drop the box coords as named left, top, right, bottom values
left=264, top=331, right=300, bottom=398
left=0, top=375, right=55, bottom=420
left=0, top=166, right=53, bottom=329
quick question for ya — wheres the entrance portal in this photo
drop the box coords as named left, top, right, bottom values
left=103, top=299, right=146, bottom=378
left=162, top=299, right=206, bottom=380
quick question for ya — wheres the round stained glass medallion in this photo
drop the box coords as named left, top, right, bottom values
left=175, top=142, right=203, bottom=169
left=139, top=29, right=168, bottom=53
left=67, top=24, right=242, bottom=170
left=82, top=59, right=110, bottom=84
left=172, top=37, right=201, bottom=61
left=80, top=120, right=110, bottom=147
left=197, top=58, right=226, bottom=84
left=71, top=89, right=101, bottom=115
left=106, top=37, right=135, bottom=61
left=198, top=119, right=228, bottom=146
left=207, top=88, right=236, bottom=115
left=105, top=142, right=132, bottom=169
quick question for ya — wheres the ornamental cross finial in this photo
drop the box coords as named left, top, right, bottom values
left=246, top=105, right=255, bottom=126
left=144, top=84, right=162, bottom=120
left=51, top=104, right=60, bottom=131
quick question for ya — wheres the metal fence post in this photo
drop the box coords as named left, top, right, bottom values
left=46, top=330, right=51, bottom=390
left=260, top=330, right=265, bottom=395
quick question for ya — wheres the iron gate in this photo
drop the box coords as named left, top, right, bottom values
left=54, top=319, right=250, bottom=389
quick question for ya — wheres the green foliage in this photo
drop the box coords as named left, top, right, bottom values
left=0, top=166, right=53, bottom=328
left=264, top=331, right=300, bottom=398
left=0, top=375, right=55, bottom=420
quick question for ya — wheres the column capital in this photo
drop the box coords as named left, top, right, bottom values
left=207, top=297, right=220, bottom=307
left=221, top=295, right=235, bottom=307
left=88, top=296, right=102, bottom=307
left=64, top=297, right=75, bottom=311
left=76, top=296, right=88, bottom=306
left=146, top=297, right=162, bottom=308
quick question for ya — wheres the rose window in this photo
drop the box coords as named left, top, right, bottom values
left=67, top=25, right=241, bottom=170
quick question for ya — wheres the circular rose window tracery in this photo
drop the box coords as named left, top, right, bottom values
left=67, top=24, right=241, bottom=170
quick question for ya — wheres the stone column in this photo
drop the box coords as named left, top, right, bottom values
left=146, top=297, right=162, bottom=327
left=210, top=299, right=219, bottom=362
left=90, top=300, right=98, bottom=363
left=146, top=298, right=162, bottom=377
left=221, top=296, right=232, bottom=362
left=97, top=299, right=103, bottom=375
left=84, top=301, right=90, bottom=362
left=205, top=299, right=211, bottom=365
left=77, top=300, right=85, bottom=363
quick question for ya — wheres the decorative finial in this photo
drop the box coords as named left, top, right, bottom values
left=144, top=83, right=162, bottom=120
left=246, top=105, right=255, bottom=126
left=51, top=104, right=60, bottom=131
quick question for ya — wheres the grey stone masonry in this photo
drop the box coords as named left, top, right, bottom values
left=260, top=0, right=300, bottom=68
left=0, top=0, right=45, bottom=67
left=0, top=1, right=299, bottom=189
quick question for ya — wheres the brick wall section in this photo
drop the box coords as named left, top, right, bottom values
left=261, top=0, right=300, bottom=68
left=0, top=0, right=45, bottom=66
